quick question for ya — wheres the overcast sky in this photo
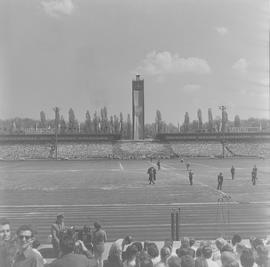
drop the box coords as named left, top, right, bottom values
left=0, top=0, right=269, bottom=124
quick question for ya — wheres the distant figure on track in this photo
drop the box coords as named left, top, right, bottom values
left=186, top=162, right=190, bottom=171
left=231, top=166, right=235, bottom=180
left=157, top=160, right=161, bottom=170
left=217, top=172, right=223, bottom=190
left=251, top=170, right=257, bottom=186
left=147, top=167, right=156, bottom=185
left=188, top=170, right=193, bottom=185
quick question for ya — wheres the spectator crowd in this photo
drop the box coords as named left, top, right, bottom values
left=0, top=215, right=269, bottom=267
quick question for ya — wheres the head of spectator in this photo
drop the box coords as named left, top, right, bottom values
left=167, top=255, right=181, bottom=267
left=236, top=242, right=247, bottom=257
left=59, top=230, right=75, bottom=255
left=250, top=238, right=264, bottom=250
left=181, top=255, right=195, bottom=267
left=176, top=247, right=190, bottom=258
left=189, top=238, right=195, bottom=248
left=160, top=246, right=171, bottom=263
left=147, top=242, right=159, bottom=259
left=133, top=241, right=143, bottom=253
left=164, top=240, right=174, bottom=253
left=125, top=244, right=138, bottom=264
left=221, top=251, right=239, bottom=267
left=32, top=239, right=40, bottom=249
left=93, top=222, right=101, bottom=230
left=16, top=225, right=35, bottom=252
left=240, top=248, right=255, bottom=267
left=55, top=213, right=64, bottom=226
left=124, top=235, right=133, bottom=245
left=216, top=237, right=228, bottom=251
left=202, top=245, right=212, bottom=259
left=232, top=234, right=242, bottom=246
left=181, top=237, right=190, bottom=248
left=255, top=245, right=269, bottom=267
left=107, top=242, right=122, bottom=266
left=0, top=217, right=11, bottom=242
left=221, top=243, right=234, bottom=253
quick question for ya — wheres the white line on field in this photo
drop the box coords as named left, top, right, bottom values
left=119, top=162, right=124, bottom=171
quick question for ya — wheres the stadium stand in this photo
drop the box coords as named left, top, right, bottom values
left=0, top=141, right=269, bottom=160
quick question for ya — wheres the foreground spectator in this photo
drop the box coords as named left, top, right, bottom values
left=154, top=246, right=171, bottom=267
left=255, top=245, right=269, bottom=267
left=181, top=255, right=195, bottom=267
left=240, top=248, right=255, bottom=267
left=13, top=224, right=44, bottom=267
left=0, top=218, right=16, bottom=267
left=104, top=242, right=123, bottom=267
left=167, top=256, right=181, bottom=267
left=110, top=235, right=133, bottom=261
left=221, top=251, right=239, bottom=267
left=51, top=213, right=65, bottom=258
left=232, top=235, right=242, bottom=252
left=201, top=245, right=219, bottom=267
left=49, top=230, right=96, bottom=267
left=123, top=245, right=138, bottom=267
left=92, top=222, right=107, bottom=267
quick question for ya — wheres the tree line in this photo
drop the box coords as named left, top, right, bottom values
left=0, top=107, right=269, bottom=138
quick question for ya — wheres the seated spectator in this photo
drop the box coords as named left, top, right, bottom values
left=201, top=245, right=219, bottom=267
left=163, top=240, right=174, bottom=254
left=147, top=243, right=160, bottom=265
left=104, top=242, right=123, bottom=267
left=240, top=248, right=255, bottom=267
left=221, top=251, right=239, bottom=267
left=232, top=235, right=242, bottom=250
left=123, top=244, right=138, bottom=267
left=13, top=224, right=44, bottom=267
left=221, top=244, right=234, bottom=253
left=154, top=246, right=171, bottom=267
left=181, top=255, right=195, bottom=267
left=0, top=218, right=16, bottom=267
left=49, top=230, right=97, bottom=267
left=110, top=235, right=133, bottom=261
left=167, top=256, right=181, bottom=267
left=216, top=238, right=228, bottom=252
left=254, top=245, right=269, bottom=267
left=176, top=237, right=195, bottom=258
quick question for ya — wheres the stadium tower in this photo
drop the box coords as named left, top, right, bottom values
left=132, top=74, right=145, bottom=140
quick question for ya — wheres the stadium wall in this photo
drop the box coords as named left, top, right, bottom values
left=1, top=133, right=270, bottom=160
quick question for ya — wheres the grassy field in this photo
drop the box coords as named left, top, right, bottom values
left=0, top=158, right=269, bottom=242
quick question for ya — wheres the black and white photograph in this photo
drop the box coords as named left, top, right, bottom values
left=0, top=0, right=269, bottom=266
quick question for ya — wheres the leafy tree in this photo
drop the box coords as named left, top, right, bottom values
left=85, top=110, right=92, bottom=133
left=197, top=109, right=203, bottom=130
left=214, top=116, right=221, bottom=132
left=208, top=108, right=214, bottom=132
left=109, top=115, right=114, bottom=134
left=126, top=114, right=132, bottom=139
left=93, top=111, right=99, bottom=134
left=40, top=111, right=46, bottom=128
left=234, top=115, right=240, bottom=127
left=191, top=120, right=199, bottom=131
left=155, top=110, right=162, bottom=134
left=53, top=107, right=60, bottom=133
left=119, top=112, right=123, bottom=136
left=60, top=115, right=67, bottom=134
left=68, top=108, right=78, bottom=133
left=183, top=112, right=190, bottom=132
left=113, top=115, right=119, bottom=133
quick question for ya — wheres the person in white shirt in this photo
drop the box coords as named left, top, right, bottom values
left=202, top=245, right=219, bottom=267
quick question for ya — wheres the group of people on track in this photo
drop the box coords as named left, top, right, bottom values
left=147, top=158, right=259, bottom=190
